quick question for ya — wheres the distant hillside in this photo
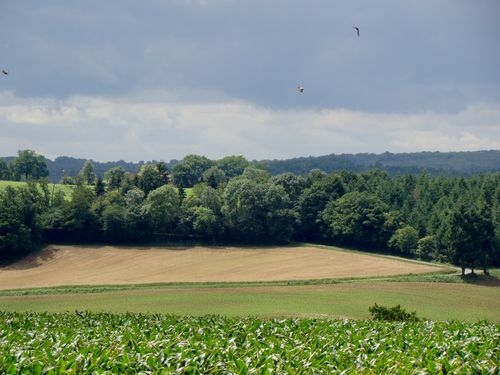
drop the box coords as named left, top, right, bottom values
left=2, top=150, right=499, bottom=182
left=260, top=150, right=500, bottom=176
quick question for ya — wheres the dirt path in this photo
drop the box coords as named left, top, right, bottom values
left=0, top=245, right=444, bottom=290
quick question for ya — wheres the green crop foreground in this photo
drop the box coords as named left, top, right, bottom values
left=0, top=312, right=498, bottom=374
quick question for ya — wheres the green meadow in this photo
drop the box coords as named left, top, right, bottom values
left=1, top=279, right=498, bottom=322
left=0, top=180, right=75, bottom=199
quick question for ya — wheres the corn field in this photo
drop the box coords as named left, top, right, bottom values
left=0, top=311, right=498, bottom=374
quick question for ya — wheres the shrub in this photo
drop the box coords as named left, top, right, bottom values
left=369, top=304, right=419, bottom=322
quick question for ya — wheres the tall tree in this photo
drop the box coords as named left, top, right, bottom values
left=448, top=203, right=496, bottom=275
left=216, top=155, right=249, bottom=179
left=172, top=155, right=214, bottom=187
left=78, top=160, right=96, bottom=185
left=104, top=167, right=126, bottom=190
left=388, top=226, right=419, bottom=256
left=222, top=178, right=294, bottom=242
left=138, top=163, right=169, bottom=196
left=11, top=150, right=49, bottom=180
left=321, top=191, right=389, bottom=249
left=142, top=185, right=181, bottom=238
left=0, top=159, right=11, bottom=180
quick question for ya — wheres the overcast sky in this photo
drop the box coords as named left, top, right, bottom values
left=1, top=0, right=499, bottom=162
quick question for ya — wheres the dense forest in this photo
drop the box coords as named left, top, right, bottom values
left=1, top=150, right=499, bottom=274
left=2, top=150, right=499, bottom=183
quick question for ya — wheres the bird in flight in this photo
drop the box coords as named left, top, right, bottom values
left=353, top=26, right=360, bottom=37
left=297, top=86, right=304, bottom=93
left=1, top=69, right=8, bottom=75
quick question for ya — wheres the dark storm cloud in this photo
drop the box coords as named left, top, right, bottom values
left=1, top=0, right=499, bottom=112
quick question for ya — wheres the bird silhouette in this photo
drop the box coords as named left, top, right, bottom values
left=1, top=69, right=8, bottom=75
left=353, top=26, right=360, bottom=37
left=297, top=86, right=304, bottom=93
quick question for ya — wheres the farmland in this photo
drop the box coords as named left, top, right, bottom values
left=0, top=312, right=498, bottom=373
left=0, top=244, right=445, bottom=290
left=0, top=218, right=498, bottom=373
left=1, top=281, right=499, bottom=322
left=0, top=245, right=498, bottom=322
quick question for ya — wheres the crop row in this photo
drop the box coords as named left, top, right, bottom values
left=0, top=311, right=498, bottom=374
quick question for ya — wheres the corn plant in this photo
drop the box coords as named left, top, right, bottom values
left=0, top=311, right=498, bottom=374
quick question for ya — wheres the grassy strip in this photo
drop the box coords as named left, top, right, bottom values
left=0, top=180, right=75, bottom=199
left=0, top=268, right=478, bottom=297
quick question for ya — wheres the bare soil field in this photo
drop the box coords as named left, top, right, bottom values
left=0, top=245, right=445, bottom=290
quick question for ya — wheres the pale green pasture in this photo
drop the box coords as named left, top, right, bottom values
left=0, top=180, right=74, bottom=199
left=1, top=281, right=498, bottom=322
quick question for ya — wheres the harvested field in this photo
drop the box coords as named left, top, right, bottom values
left=0, top=245, right=445, bottom=290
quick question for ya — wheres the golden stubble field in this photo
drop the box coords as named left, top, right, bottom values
left=0, top=245, right=445, bottom=290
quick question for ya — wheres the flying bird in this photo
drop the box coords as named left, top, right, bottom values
left=297, top=86, right=304, bottom=93
left=1, top=69, right=8, bottom=75
left=353, top=26, right=360, bottom=37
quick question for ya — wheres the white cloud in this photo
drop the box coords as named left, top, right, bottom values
left=0, top=91, right=499, bottom=162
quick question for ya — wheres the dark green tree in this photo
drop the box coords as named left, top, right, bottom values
left=222, top=178, right=294, bottom=242
left=202, top=166, right=227, bottom=188
left=0, top=159, right=11, bottom=180
left=216, top=155, right=249, bottom=178
left=138, top=163, right=169, bottom=196
left=449, top=203, right=495, bottom=275
left=172, top=155, right=214, bottom=187
left=142, top=185, right=181, bottom=238
left=94, top=176, right=105, bottom=196
left=78, top=160, right=96, bottom=185
left=104, top=167, right=126, bottom=190
left=11, top=150, right=49, bottom=180
left=321, top=191, right=389, bottom=249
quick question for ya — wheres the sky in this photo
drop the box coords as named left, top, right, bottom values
left=0, top=0, right=499, bottom=162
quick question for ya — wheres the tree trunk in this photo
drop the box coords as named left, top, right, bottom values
left=461, top=266, right=465, bottom=276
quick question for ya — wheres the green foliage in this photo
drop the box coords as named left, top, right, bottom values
left=0, top=159, right=11, bottom=180
left=201, top=166, right=227, bottom=188
left=262, top=150, right=500, bottom=176
left=322, top=191, right=389, bottom=248
left=0, top=312, right=497, bottom=373
left=417, top=235, right=439, bottom=261
left=64, top=184, right=99, bottom=241
left=104, top=166, right=126, bottom=190
left=172, top=155, right=214, bottom=187
left=369, top=304, right=419, bottom=322
left=137, top=163, right=169, bottom=196
left=216, top=155, right=249, bottom=178
left=222, top=178, right=295, bottom=242
left=78, top=160, right=96, bottom=185
left=1, top=154, right=499, bottom=267
left=94, top=176, right=105, bottom=196
left=450, top=203, right=496, bottom=274
left=142, top=185, right=181, bottom=237
left=388, top=226, right=419, bottom=256
left=10, top=149, right=49, bottom=180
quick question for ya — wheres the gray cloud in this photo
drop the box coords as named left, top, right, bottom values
left=1, top=1, right=499, bottom=161
left=1, top=1, right=499, bottom=113
left=1, top=92, right=499, bottom=161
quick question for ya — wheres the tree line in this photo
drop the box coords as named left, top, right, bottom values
left=3, top=150, right=500, bottom=184
left=1, top=150, right=499, bottom=274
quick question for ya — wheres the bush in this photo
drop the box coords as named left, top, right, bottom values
left=369, top=304, right=419, bottom=322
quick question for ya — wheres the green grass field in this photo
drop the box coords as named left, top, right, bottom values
left=0, top=180, right=192, bottom=199
left=0, top=180, right=75, bottom=199
left=1, top=280, right=498, bottom=322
